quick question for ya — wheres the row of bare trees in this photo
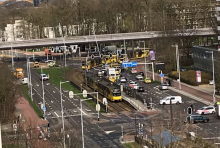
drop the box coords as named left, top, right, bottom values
left=0, top=0, right=217, bottom=38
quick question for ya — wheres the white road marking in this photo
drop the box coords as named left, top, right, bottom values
left=54, top=112, right=59, bottom=117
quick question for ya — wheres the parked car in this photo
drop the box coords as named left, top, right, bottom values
left=159, top=96, right=182, bottom=105
left=21, top=78, right=28, bottom=85
left=131, top=68, right=137, bottom=74
left=159, top=84, right=168, bottom=90
left=136, top=75, right=144, bottom=81
left=187, top=114, right=209, bottom=124
left=209, top=80, right=214, bottom=85
left=180, top=67, right=187, bottom=71
left=196, top=106, right=216, bottom=115
left=120, top=77, right=127, bottom=83
left=40, top=74, right=49, bottom=81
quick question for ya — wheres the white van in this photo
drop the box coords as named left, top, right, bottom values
left=159, top=96, right=182, bottom=105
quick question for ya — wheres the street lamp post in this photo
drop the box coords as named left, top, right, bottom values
left=41, top=67, right=46, bottom=120
left=68, top=91, right=100, bottom=148
left=11, top=42, right=14, bottom=68
left=81, top=98, right=93, bottom=148
left=140, top=41, right=147, bottom=77
left=60, top=81, right=69, bottom=148
left=172, top=44, right=181, bottom=89
left=206, top=51, right=215, bottom=103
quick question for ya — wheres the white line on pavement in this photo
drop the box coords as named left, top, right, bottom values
left=54, top=112, right=59, bottom=117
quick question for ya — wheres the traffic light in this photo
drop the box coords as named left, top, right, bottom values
left=48, top=123, right=50, bottom=127
left=109, top=53, right=112, bottom=58
left=187, top=107, right=192, bottom=115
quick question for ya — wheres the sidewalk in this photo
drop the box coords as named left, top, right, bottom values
left=16, top=96, right=48, bottom=129
left=136, top=65, right=220, bottom=105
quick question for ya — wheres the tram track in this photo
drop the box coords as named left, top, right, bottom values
left=66, top=68, right=136, bottom=113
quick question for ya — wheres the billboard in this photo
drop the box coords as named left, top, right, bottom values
left=156, top=63, right=165, bottom=70
left=150, top=50, right=155, bottom=61
left=196, top=70, right=201, bottom=83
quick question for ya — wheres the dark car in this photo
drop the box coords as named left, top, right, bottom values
left=180, top=67, right=187, bottom=71
left=187, top=115, right=209, bottom=124
left=139, top=72, right=144, bottom=76
left=138, top=86, right=144, bottom=92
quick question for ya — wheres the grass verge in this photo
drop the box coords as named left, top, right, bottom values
left=3, top=144, right=20, bottom=148
left=21, top=85, right=43, bottom=118
left=124, top=142, right=142, bottom=148
left=35, top=67, right=105, bottom=112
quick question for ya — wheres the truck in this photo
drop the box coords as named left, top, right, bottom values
left=44, top=49, right=52, bottom=55
left=14, top=68, right=24, bottom=79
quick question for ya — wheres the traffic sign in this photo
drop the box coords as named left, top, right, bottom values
left=96, top=104, right=100, bottom=111
left=69, top=91, right=74, bottom=99
left=103, top=98, right=108, bottom=105
left=83, top=90, right=87, bottom=98
left=43, top=106, right=46, bottom=111
left=160, top=74, right=164, bottom=77
left=122, top=61, right=137, bottom=68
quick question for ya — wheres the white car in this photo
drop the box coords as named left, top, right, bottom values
left=40, top=74, right=49, bottom=81
left=120, top=77, right=127, bottom=83
left=131, top=68, right=137, bottom=74
left=21, top=78, right=28, bottom=85
left=196, top=106, right=216, bottom=115
left=159, top=84, right=168, bottom=90
left=160, top=96, right=182, bottom=105
left=132, top=84, right=139, bottom=89
left=209, top=80, right=214, bottom=85
left=136, top=75, right=144, bottom=81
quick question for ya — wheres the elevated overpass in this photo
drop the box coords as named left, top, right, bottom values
left=0, top=28, right=215, bottom=50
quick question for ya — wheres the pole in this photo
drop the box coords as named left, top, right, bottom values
left=80, top=99, right=85, bottom=148
left=93, top=69, right=95, bottom=92
left=60, top=82, right=66, bottom=148
left=11, top=42, right=14, bottom=68
left=124, top=39, right=126, bottom=55
left=97, top=92, right=100, bottom=121
left=33, top=50, right=35, bottom=61
left=144, top=41, right=147, bottom=77
left=85, top=57, right=88, bottom=86
left=176, top=45, right=181, bottom=89
left=29, top=61, right=33, bottom=101
left=0, top=121, right=2, bottom=148
left=27, top=59, right=30, bottom=86
left=47, top=50, right=48, bottom=61
left=152, top=62, right=155, bottom=81
left=41, top=67, right=46, bottom=120
left=121, top=125, right=123, bottom=141
left=65, top=46, right=67, bottom=67
left=26, top=48, right=27, bottom=60
left=212, top=51, right=215, bottom=103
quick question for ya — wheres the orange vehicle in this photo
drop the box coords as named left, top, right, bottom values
left=45, top=49, right=52, bottom=55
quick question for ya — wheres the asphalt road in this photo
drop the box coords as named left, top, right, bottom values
left=121, top=71, right=220, bottom=139
left=13, top=59, right=125, bottom=148
left=10, top=54, right=220, bottom=146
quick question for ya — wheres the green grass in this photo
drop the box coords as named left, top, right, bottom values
left=152, top=80, right=161, bottom=84
left=35, top=67, right=105, bottom=112
left=21, top=86, right=43, bottom=118
left=124, top=142, right=142, bottom=148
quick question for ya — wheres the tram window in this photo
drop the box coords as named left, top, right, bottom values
left=113, top=93, right=121, bottom=96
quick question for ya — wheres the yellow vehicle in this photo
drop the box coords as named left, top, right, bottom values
left=135, top=48, right=150, bottom=58
left=14, top=68, right=24, bottom=79
left=34, top=61, right=39, bottom=68
left=86, top=73, right=122, bottom=101
left=144, top=77, right=152, bottom=83
left=115, top=67, right=121, bottom=74
left=109, top=76, right=116, bottom=82
left=47, top=60, right=56, bottom=67
left=82, top=57, right=103, bottom=70
left=118, top=55, right=126, bottom=63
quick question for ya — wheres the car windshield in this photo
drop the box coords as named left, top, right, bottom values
left=42, top=74, right=47, bottom=77
left=198, top=107, right=206, bottom=110
left=139, top=87, right=144, bottom=89
left=113, top=93, right=121, bottom=96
